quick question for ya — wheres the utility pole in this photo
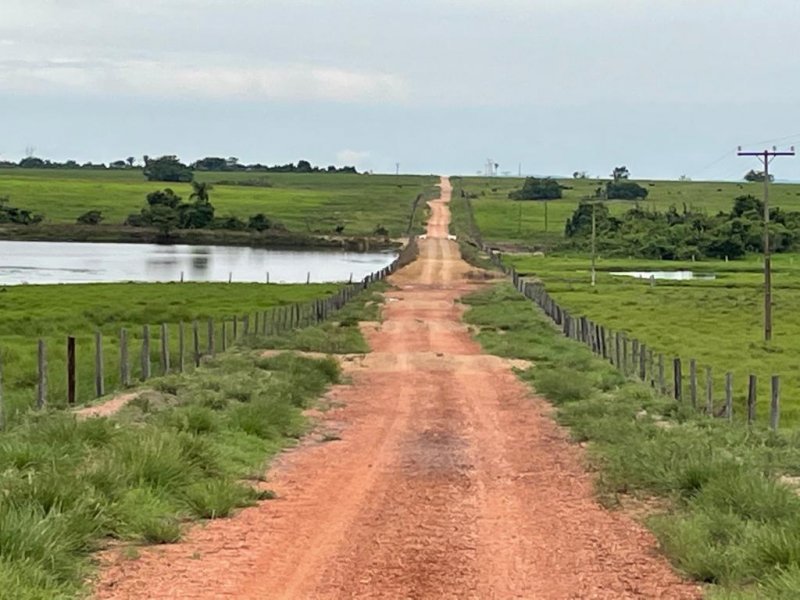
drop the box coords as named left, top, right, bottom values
left=591, top=201, right=597, bottom=287
left=395, top=162, right=400, bottom=176
left=737, top=145, right=795, bottom=342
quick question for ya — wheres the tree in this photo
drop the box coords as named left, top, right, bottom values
left=126, top=156, right=136, bottom=168
left=744, top=169, right=774, bottom=183
left=508, top=177, right=562, bottom=200
left=189, top=181, right=213, bottom=204
left=572, top=171, right=588, bottom=179
left=192, top=157, right=228, bottom=171
left=296, top=159, right=313, bottom=173
left=110, top=160, right=127, bottom=169
left=143, top=155, right=193, bottom=182
left=76, top=210, right=103, bottom=225
left=146, top=188, right=182, bottom=209
left=18, top=157, right=46, bottom=168
left=611, top=166, right=630, bottom=181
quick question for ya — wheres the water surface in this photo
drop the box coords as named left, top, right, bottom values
left=610, top=270, right=716, bottom=281
left=0, top=241, right=396, bottom=285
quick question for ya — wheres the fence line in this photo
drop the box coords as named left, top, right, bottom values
left=482, top=244, right=782, bottom=431
left=0, top=239, right=417, bottom=422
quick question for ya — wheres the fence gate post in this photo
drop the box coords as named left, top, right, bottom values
left=120, top=328, right=130, bottom=387
left=67, top=336, right=77, bottom=405
left=160, top=323, right=170, bottom=375
left=95, top=331, right=105, bottom=398
left=141, top=325, right=151, bottom=380
left=178, top=322, right=185, bottom=372
left=724, top=372, right=733, bottom=420
left=673, top=358, right=682, bottom=401
left=747, top=374, right=757, bottom=425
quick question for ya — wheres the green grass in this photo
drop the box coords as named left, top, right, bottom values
left=503, top=253, right=800, bottom=427
left=0, top=282, right=341, bottom=419
left=0, top=348, right=341, bottom=599
left=0, top=169, right=437, bottom=237
left=463, top=283, right=800, bottom=598
left=452, top=176, right=800, bottom=248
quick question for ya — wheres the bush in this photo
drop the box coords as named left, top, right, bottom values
left=605, top=180, right=648, bottom=200
left=508, top=177, right=562, bottom=200
left=76, top=210, right=103, bottom=225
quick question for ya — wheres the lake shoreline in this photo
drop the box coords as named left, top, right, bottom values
left=0, top=224, right=403, bottom=253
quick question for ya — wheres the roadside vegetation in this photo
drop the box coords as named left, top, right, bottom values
left=0, top=282, right=340, bottom=420
left=464, top=283, right=800, bottom=598
left=0, top=350, right=340, bottom=599
left=0, top=274, right=383, bottom=599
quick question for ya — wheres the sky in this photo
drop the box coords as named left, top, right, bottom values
left=1, top=0, right=800, bottom=179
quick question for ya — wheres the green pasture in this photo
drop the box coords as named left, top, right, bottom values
left=452, top=176, right=800, bottom=247
left=505, top=253, right=800, bottom=426
left=0, top=282, right=339, bottom=419
left=0, top=169, right=437, bottom=237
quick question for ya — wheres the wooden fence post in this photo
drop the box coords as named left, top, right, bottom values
left=689, top=359, right=697, bottom=409
left=221, top=319, right=227, bottom=352
left=770, top=375, right=780, bottom=431
left=648, top=348, right=655, bottom=387
left=67, top=336, right=77, bottom=405
left=673, top=358, right=682, bottom=401
left=705, top=366, right=713, bottom=414
left=208, top=318, right=215, bottom=356
left=95, top=331, right=105, bottom=398
left=178, top=322, right=185, bottom=373
left=725, top=372, right=733, bottom=420
left=658, top=354, right=665, bottom=394
left=0, top=354, right=5, bottom=430
left=631, top=339, right=639, bottom=375
left=747, top=374, right=757, bottom=425
left=193, top=320, right=200, bottom=367
left=233, top=316, right=238, bottom=339
left=622, top=336, right=629, bottom=376
left=141, top=325, right=151, bottom=380
left=120, top=328, right=130, bottom=387
left=254, top=312, right=260, bottom=337
left=160, top=323, right=170, bottom=375
left=37, top=339, right=47, bottom=409
left=639, top=343, right=647, bottom=381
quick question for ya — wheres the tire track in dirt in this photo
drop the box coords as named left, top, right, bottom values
left=93, top=177, right=700, bottom=599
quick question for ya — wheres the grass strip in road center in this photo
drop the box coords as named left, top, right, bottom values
left=463, top=283, right=800, bottom=599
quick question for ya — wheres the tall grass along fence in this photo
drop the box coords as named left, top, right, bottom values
left=483, top=245, right=783, bottom=431
left=0, top=238, right=418, bottom=424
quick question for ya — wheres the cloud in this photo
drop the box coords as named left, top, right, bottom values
left=0, top=58, right=409, bottom=104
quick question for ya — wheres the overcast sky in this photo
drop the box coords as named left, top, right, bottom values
left=2, top=0, right=800, bottom=179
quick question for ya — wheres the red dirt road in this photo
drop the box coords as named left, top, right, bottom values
left=94, top=178, right=699, bottom=599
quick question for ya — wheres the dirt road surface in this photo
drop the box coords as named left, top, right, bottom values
left=95, top=177, right=699, bottom=599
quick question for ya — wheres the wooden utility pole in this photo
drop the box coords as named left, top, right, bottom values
left=737, top=146, right=795, bottom=342
left=591, top=202, right=597, bottom=287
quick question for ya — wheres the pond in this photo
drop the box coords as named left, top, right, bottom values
left=610, top=270, right=716, bottom=281
left=0, top=241, right=397, bottom=285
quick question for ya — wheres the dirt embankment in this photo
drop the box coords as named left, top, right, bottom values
left=94, top=177, right=699, bottom=599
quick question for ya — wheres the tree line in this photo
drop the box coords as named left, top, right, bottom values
left=564, top=195, right=799, bottom=260
left=0, top=155, right=359, bottom=179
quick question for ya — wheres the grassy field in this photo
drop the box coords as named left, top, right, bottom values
left=504, top=253, right=800, bottom=427
left=0, top=282, right=341, bottom=419
left=451, top=176, right=800, bottom=248
left=464, top=283, right=800, bottom=598
left=0, top=169, right=438, bottom=238
left=0, top=270, right=384, bottom=599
